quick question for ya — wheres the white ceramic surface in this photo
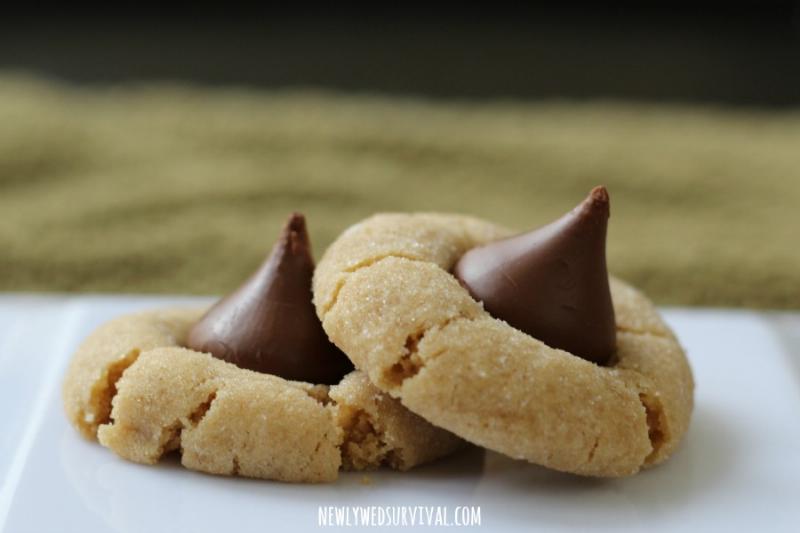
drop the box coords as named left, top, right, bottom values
left=0, top=294, right=799, bottom=532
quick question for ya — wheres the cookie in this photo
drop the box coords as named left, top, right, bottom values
left=62, top=307, right=465, bottom=483
left=313, top=212, right=694, bottom=477
left=63, top=212, right=465, bottom=483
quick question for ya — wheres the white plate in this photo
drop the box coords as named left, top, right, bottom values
left=1, top=294, right=799, bottom=533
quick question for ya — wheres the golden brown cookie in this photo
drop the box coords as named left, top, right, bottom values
left=62, top=307, right=464, bottom=483
left=313, top=213, right=694, bottom=477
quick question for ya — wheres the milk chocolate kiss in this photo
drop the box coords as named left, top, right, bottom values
left=185, top=213, right=353, bottom=384
left=453, top=186, right=616, bottom=364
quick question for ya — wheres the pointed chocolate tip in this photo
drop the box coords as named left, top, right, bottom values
left=285, top=212, right=307, bottom=233
left=589, top=185, right=609, bottom=205
left=577, top=185, right=610, bottom=219
left=281, top=212, right=311, bottom=256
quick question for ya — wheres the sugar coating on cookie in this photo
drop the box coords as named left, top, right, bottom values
left=62, top=308, right=464, bottom=483
left=313, top=213, right=694, bottom=477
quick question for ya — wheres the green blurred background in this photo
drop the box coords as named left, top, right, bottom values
left=1, top=7, right=799, bottom=308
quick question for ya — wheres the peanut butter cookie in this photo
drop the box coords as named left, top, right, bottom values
left=313, top=209, right=693, bottom=477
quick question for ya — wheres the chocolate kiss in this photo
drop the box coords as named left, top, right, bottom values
left=185, top=213, right=353, bottom=384
left=453, top=186, right=616, bottom=364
